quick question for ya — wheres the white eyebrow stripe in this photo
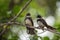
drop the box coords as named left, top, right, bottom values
left=26, top=16, right=31, bottom=17
left=37, top=18, right=42, bottom=19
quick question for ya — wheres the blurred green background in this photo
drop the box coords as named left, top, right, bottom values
left=0, top=0, right=60, bottom=40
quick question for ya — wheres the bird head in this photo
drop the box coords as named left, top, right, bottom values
left=26, top=13, right=31, bottom=17
left=37, top=15, right=42, bottom=18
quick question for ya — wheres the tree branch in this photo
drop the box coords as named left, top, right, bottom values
left=10, top=0, right=32, bottom=22
left=0, top=22, right=60, bottom=36
left=23, top=25, right=60, bottom=36
left=0, top=22, right=23, bottom=26
left=0, top=0, right=32, bottom=36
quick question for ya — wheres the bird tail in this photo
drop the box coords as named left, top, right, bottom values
left=26, top=27, right=35, bottom=35
left=47, top=25, right=56, bottom=30
left=46, top=25, right=60, bottom=36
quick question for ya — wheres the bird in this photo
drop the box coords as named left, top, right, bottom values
left=24, top=13, right=35, bottom=35
left=37, top=14, right=56, bottom=30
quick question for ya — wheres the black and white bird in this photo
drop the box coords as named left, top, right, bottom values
left=37, top=14, right=56, bottom=30
left=24, top=13, right=35, bottom=35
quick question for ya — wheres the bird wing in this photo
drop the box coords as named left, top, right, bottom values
left=39, top=19, right=48, bottom=27
left=37, top=21, right=44, bottom=26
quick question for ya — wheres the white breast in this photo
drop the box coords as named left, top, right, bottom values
left=38, top=21, right=44, bottom=26
left=25, top=19, right=32, bottom=26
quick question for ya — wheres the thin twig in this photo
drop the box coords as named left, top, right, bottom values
left=24, top=26, right=60, bottom=36
left=0, top=22, right=24, bottom=26
left=10, top=0, right=32, bottom=22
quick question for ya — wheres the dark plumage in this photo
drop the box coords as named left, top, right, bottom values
left=25, top=13, right=35, bottom=35
left=37, top=14, right=56, bottom=30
